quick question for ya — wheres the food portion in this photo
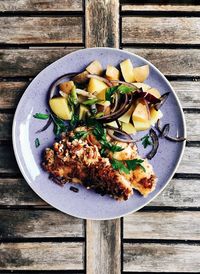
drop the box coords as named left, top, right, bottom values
left=33, top=58, right=185, bottom=201
left=43, top=127, right=156, bottom=200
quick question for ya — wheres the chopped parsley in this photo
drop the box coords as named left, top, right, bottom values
left=72, top=131, right=88, bottom=140
left=111, top=158, right=146, bottom=174
left=50, top=114, right=67, bottom=136
left=33, top=113, right=49, bottom=120
left=141, top=134, right=152, bottom=148
left=35, top=138, right=40, bottom=148
left=117, top=85, right=136, bottom=94
left=83, top=98, right=101, bottom=105
left=105, top=86, right=118, bottom=101
left=69, top=113, right=79, bottom=130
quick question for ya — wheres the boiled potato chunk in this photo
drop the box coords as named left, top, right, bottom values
left=59, top=81, right=74, bottom=94
left=120, top=59, right=135, bottom=82
left=107, top=121, right=118, bottom=128
left=118, top=105, right=135, bottom=124
left=147, top=88, right=161, bottom=98
left=96, top=88, right=107, bottom=100
left=87, top=78, right=108, bottom=93
left=86, top=60, right=103, bottom=75
left=132, top=101, right=149, bottom=122
left=133, top=65, right=149, bottom=82
left=49, top=97, right=72, bottom=120
left=133, top=120, right=150, bottom=131
left=150, top=107, right=163, bottom=125
left=73, top=71, right=89, bottom=84
left=121, top=122, right=136, bottom=135
left=106, top=65, right=120, bottom=81
left=132, top=82, right=150, bottom=92
left=79, top=105, right=89, bottom=120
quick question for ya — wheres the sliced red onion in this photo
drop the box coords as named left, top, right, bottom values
left=76, top=88, right=96, bottom=98
left=36, top=117, right=52, bottom=133
left=111, top=80, right=138, bottom=89
left=156, top=119, right=186, bottom=142
left=133, top=89, right=161, bottom=104
left=105, top=125, right=136, bottom=143
left=87, top=74, right=113, bottom=87
left=111, top=92, right=120, bottom=113
left=147, top=128, right=159, bottom=160
left=154, top=92, right=170, bottom=110
left=161, top=123, right=170, bottom=137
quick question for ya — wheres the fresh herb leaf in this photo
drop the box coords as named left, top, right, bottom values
left=111, top=158, right=145, bottom=174
left=50, top=114, right=67, bottom=136
left=117, top=85, right=135, bottom=94
left=33, top=113, right=49, bottom=120
left=72, top=131, right=88, bottom=140
left=126, top=159, right=146, bottom=172
left=83, top=98, right=101, bottom=106
left=70, top=113, right=79, bottom=130
left=105, top=86, right=118, bottom=101
left=111, top=158, right=130, bottom=174
left=35, top=138, right=40, bottom=148
left=141, top=134, right=152, bottom=148
left=95, top=112, right=104, bottom=118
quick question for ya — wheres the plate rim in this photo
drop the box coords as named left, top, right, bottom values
left=12, top=47, right=187, bottom=220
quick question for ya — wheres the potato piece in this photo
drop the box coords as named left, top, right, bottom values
left=133, top=120, right=150, bottom=131
left=106, top=65, right=120, bottom=81
left=59, top=81, right=74, bottom=94
left=49, top=97, right=72, bottom=120
left=150, top=107, right=163, bottom=125
left=86, top=60, right=103, bottom=75
left=147, top=88, right=161, bottom=98
left=118, top=105, right=135, bottom=124
left=107, top=121, right=118, bottom=128
left=133, top=65, right=149, bottom=82
left=132, top=82, right=150, bottom=92
left=121, top=122, right=136, bottom=134
left=87, top=78, right=108, bottom=93
left=96, top=88, right=107, bottom=100
left=79, top=105, right=89, bottom=120
left=73, top=71, right=89, bottom=84
left=120, top=59, right=135, bottom=82
left=132, top=101, right=149, bottom=122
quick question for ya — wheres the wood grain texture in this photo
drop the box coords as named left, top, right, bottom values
left=0, top=145, right=19, bottom=174
left=171, top=80, right=200, bottom=108
left=0, top=112, right=197, bottom=141
left=0, top=17, right=82, bottom=44
left=0, top=48, right=82, bottom=77
left=122, top=4, right=200, bottom=12
left=0, top=82, right=27, bottom=109
left=1, top=178, right=200, bottom=208
left=123, top=47, right=200, bottom=77
left=0, top=0, right=83, bottom=11
left=0, top=242, right=84, bottom=270
left=122, top=17, right=200, bottom=45
left=85, top=0, right=119, bottom=47
left=124, top=211, right=200, bottom=240
left=1, top=80, right=199, bottom=109
left=124, top=243, right=200, bottom=272
left=85, top=1, right=121, bottom=274
left=86, top=219, right=121, bottom=274
left=0, top=209, right=84, bottom=238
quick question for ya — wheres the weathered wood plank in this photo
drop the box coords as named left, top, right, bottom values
left=124, top=243, right=200, bottom=272
left=124, top=211, right=200, bottom=240
left=0, top=112, right=197, bottom=141
left=0, top=17, right=82, bottom=44
left=171, top=80, right=200, bottom=109
left=150, top=178, right=200, bottom=208
left=1, top=80, right=199, bottom=109
left=0, top=145, right=19, bottom=174
left=86, top=219, right=121, bottom=274
left=0, top=0, right=83, bottom=11
left=177, top=146, right=200, bottom=174
left=122, top=17, right=200, bottom=45
left=0, top=48, right=82, bottom=77
left=85, top=1, right=121, bottom=274
left=85, top=0, right=119, bottom=48
left=0, top=82, right=27, bottom=109
left=0, top=209, right=84, bottom=238
left=0, top=242, right=84, bottom=270
left=122, top=4, right=200, bottom=12
left=123, top=47, right=200, bottom=77
left=1, top=178, right=200, bottom=208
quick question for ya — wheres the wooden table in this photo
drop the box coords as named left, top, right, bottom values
left=0, top=1, right=200, bottom=273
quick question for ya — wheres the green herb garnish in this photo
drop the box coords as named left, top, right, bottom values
left=72, top=131, right=89, bottom=140
left=70, top=113, right=79, bottom=130
left=83, top=98, right=101, bottom=106
left=33, top=113, right=49, bottom=120
left=141, top=134, right=152, bottom=148
left=105, top=86, right=119, bottom=101
left=111, top=158, right=146, bottom=174
left=117, top=84, right=137, bottom=94
left=50, top=114, right=67, bottom=135
left=35, top=138, right=40, bottom=148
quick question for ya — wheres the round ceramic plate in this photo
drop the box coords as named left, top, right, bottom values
left=12, top=48, right=186, bottom=220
